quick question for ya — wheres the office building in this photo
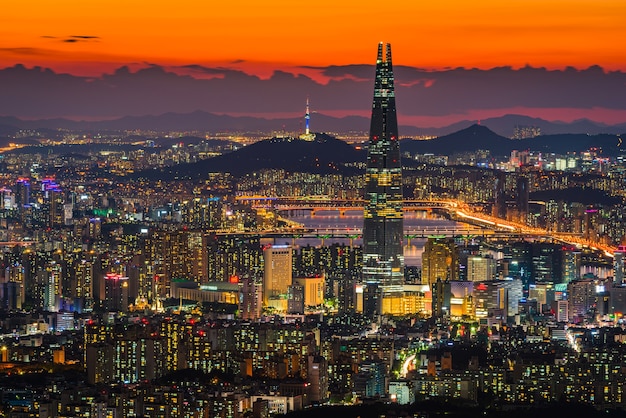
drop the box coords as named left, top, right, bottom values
left=263, top=245, right=293, bottom=312
left=362, top=42, right=404, bottom=312
left=613, top=244, right=626, bottom=285
left=467, top=256, right=496, bottom=282
left=422, top=238, right=458, bottom=286
left=474, top=279, right=523, bottom=320
left=293, top=275, right=325, bottom=307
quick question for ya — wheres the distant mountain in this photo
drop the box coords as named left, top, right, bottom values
left=401, top=124, right=513, bottom=155
left=408, top=115, right=626, bottom=137
left=4, top=63, right=626, bottom=135
left=0, top=112, right=624, bottom=138
left=400, top=124, right=624, bottom=156
left=517, top=133, right=624, bottom=156
left=0, top=112, right=371, bottom=135
left=459, top=115, right=625, bottom=137
left=127, top=124, right=626, bottom=182
left=0, top=124, right=19, bottom=136
left=134, top=133, right=365, bottom=180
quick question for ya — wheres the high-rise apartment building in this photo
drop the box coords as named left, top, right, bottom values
left=562, top=246, right=581, bottom=283
left=567, top=277, right=597, bottom=323
left=103, top=273, right=129, bottom=312
left=362, top=42, right=404, bottom=312
left=144, top=229, right=208, bottom=297
left=207, top=234, right=262, bottom=282
left=516, top=175, right=529, bottom=222
left=492, top=171, right=507, bottom=219
left=239, top=274, right=263, bottom=320
left=73, top=256, right=95, bottom=312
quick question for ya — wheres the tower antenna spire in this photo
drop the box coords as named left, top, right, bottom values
left=300, top=96, right=315, bottom=141
left=305, top=96, right=310, bottom=135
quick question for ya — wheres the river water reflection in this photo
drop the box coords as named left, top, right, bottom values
left=277, top=209, right=463, bottom=267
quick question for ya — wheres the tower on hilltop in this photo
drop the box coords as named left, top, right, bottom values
left=299, top=97, right=315, bottom=141
left=362, top=42, right=404, bottom=313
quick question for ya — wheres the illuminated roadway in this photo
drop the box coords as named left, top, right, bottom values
left=0, top=241, right=34, bottom=247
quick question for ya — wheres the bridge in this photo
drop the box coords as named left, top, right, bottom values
left=234, top=195, right=609, bottom=251
left=236, top=196, right=458, bottom=216
left=212, top=225, right=555, bottom=247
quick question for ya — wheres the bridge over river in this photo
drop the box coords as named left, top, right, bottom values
left=234, top=196, right=604, bottom=253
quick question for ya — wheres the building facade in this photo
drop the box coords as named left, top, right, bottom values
left=362, top=42, right=404, bottom=314
left=263, top=245, right=293, bottom=312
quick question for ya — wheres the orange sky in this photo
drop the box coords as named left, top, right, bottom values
left=2, top=0, right=626, bottom=76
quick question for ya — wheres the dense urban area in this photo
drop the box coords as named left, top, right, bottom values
left=1, top=45, right=626, bottom=418
left=0, top=121, right=625, bottom=417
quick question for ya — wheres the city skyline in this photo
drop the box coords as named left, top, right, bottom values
left=2, top=3, right=626, bottom=412
left=2, top=47, right=626, bottom=412
left=2, top=1, right=626, bottom=126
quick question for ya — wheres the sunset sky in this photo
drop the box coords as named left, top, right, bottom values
left=2, top=0, right=625, bottom=75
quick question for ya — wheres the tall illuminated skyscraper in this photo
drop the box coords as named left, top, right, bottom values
left=362, top=43, right=404, bottom=306
left=263, top=245, right=293, bottom=312
left=422, top=238, right=457, bottom=286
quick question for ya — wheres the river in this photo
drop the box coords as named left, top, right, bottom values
left=277, top=209, right=463, bottom=267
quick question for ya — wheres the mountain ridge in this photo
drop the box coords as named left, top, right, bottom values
left=133, top=133, right=365, bottom=180
left=401, top=124, right=624, bottom=157
left=1, top=112, right=625, bottom=139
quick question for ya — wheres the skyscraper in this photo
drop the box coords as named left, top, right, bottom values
left=493, top=171, right=507, bottom=219
left=239, top=274, right=263, bottom=320
left=263, top=245, right=293, bottom=312
left=467, top=255, right=496, bottom=282
left=516, top=175, right=529, bottom=222
left=362, top=43, right=404, bottom=311
left=422, top=238, right=458, bottom=286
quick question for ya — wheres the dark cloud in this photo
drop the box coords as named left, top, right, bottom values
left=1, top=63, right=625, bottom=123
left=40, top=34, right=100, bottom=42
left=306, top=64, right=372, bottom=80
left=179, top=64, right=229, bottom=75
left=57, top=35, right=100, bottom=43
left=0, top=47, right=60, bottom=57
left=173, top=65, right=257, bottom=81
